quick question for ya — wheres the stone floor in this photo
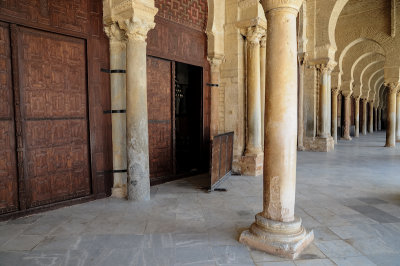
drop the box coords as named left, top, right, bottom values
left=1, top=132, right=400, bottom=266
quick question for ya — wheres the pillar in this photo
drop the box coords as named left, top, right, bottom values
left=119, top=16, right=156, bottom=201
left=354, top=96, right=360, bottom=137
left=260, top=36, right=266, bottom=149
left=241, top=26, right=264, bottom=176
left=378, top=108, right=382, bottom=131
left=208, top=56, right=224, bottom=139
left=396, top=92, right=400, bottom=142
left=331, top=88, right=339, bottom=143
left=104, top=23, right=127, bottom=198
left=343, top=93, right=352, bottom=140
left=369, top=101, right=374, bottom=133
left=362, top=98, right=367, bottom=135
left=297, top=53, right=306, bottom=150
left=374, top=107, right=378, bottom=132
left=386, top=84, right=398, bottom=147
left=240, top=0, right=313, bottom=259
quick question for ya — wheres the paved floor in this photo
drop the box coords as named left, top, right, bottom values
left=1, top=132, right=400, bottom=266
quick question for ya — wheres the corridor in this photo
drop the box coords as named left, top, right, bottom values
left=0, top=132, right=399, bottom=266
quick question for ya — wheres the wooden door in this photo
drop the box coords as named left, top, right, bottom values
left=16, top=27, right=91, bottom=208
left=146, top=56, right=173, bottom=179
left=0, top=23, right=19, bottom=214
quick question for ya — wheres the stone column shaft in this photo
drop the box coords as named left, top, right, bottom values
left=374, top=107, right=378, bottom=132
left=260, top=36, right=266, bottom=149
left=362, top=99, right=367, bottom=135
left=297, top=54, right=306, bottom=150
left=120, top=19, right=156, bottom=201
left=209, top=57, right=223, bottom=139
left=343, top=94, right=352, bottom=140
left=240, top=1, right=313, bottom=259
left=245, top=26, right=263, bottom=156
left=105, top=24, right=127, bottom=198
left=369, top=102, right=374, bottom=133
left=318, top=67, right=330, bottom=138
left=378, top=108, right=382, bottom=131
left=386, top=85, right=397, bottom=147
left=331, top=89, right=338, bottom=143
left=396, top=93, right=400, bottom=141
left=354, top=97, right=360, bottom=137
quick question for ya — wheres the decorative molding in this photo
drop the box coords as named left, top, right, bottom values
left=261, top=0, right=303, bottom=13
left=246, top=26, right=265, bottom=45
left=104, top=23, right=127, bottom=43
left=119, top=17, right=155, bottom=42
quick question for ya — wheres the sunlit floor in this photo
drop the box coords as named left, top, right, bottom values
left=1, top=131, right=400, bottom=266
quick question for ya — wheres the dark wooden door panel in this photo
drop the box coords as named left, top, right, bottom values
left=147, top=56, right=173, bottom=179
left=0, top=22, right=19, bottom=214
left=210, top=132, right=234, bottom=190
left=17, top=27, right=91, bottom=208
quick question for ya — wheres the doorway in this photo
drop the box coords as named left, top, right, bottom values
left=175, top=62, right=203, bottom=175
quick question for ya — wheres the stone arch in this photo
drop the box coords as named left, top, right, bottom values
left=353, top=53, right=385, bottom=97
left=373, top=76, right=384, bottom=106
left=368, top=69, right=384, bottom=100
left=361, top=61, right=385, bottom=98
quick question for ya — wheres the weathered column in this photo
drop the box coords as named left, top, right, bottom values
left=315, top=62, right=335, bottom=151
left=297, top=53, right=306, bottom=150
left=396, top=92, right=400, bottom=142
left=119, top=9, right=157, bottom=201
left=362, top=98, right=367, bottom=135
left=242, top=26, right=264, bottom=176
left=354, top=96, right=360, bottom=137
left=260, top=35, right=266, bottom=149
left=378, top=108, right=382, bottom=131
left=240, top=0, right=313, bottom=259
left=374, top=107, right=378, bottom=132
left=331, top=88, right=339, bottom=143
left=208, top=56, right=224, bottom=139
left=369, top=101, right=374, bottom=133
left=386, top=84, right=398, bottom=147
left=104, top=23, right=127, bottom=198
left=342, top=93, right=352, bottom=140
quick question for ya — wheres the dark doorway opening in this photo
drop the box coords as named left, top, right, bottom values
left=175, top=62, right=203, bottom=175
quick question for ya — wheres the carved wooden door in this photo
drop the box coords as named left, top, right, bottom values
left=16, top=27, right=91, bottom=208
left=146, top=56, right=173, bottom=180
left=0, top=23, right=19, bottom=214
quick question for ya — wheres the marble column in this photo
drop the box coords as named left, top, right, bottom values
left=240, top=0, right=313, bottom=259
left=342, top=93, right=352, bottom=140
left=242, top=26, right=264, bottom=176
left=362, top=98, right=367, bottom=135
left=208, top=56, right=224, bottom=139
left=354, top=96, right=360, bottom=137
left=386, top=84, right=398, bottom=147
left=104, top=23, right=127, bottom=198
left=260, top=35, right=266, bottom=149
left=119, top=19, right=155, bottom=201
left=369, top=101, right=374, bottom=133
left=396, top=92, right=400, bottom=142
left=297, top=53, right=306, bottom=150
left=331, top=88, right=339, bottom=143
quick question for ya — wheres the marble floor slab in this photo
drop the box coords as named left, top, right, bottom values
left=0, top=132, right=399, bottom=265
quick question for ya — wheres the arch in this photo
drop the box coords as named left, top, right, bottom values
left=368, top=69, right=384, bottom=100
left=353, top=53, right=385, bottom=97
left=361, top=61, right=385, bottom=98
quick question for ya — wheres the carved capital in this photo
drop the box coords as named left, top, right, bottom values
left=316, top=61, right=336, bottom=75
left=260, top=35, right=267, bottom=48
left=342, top=91, right=352, bottom=98
left=261, top=0, right=304, bottom=13
left=207, top=55, right=224, bottom=73
left=119, top=17, right=155, bottom=42
left=104, top=23, right=127, bottom=43
left=354, top=95, right=361, bottom=101
left=246, top=26, right=264, bottom=46
left=384, top=82, right=400, bottom=94
left=331, top=87, right=340, bottom=95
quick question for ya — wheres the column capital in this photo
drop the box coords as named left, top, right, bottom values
left=316, top=61, right=337, bottom=75
left=246, top=26, right=264, bottom=46
left=261, top=0, right=303, bottom=13
left=342, top=91, right=352, bottom=98
left=119, top=17, right=155, bottom=42
left=385, top=82, right=400, bottom=94
left=207, top=55, right=224, bottom=72
left=298, top=52, right=308, bottom=66
left=260, top=35, right=267, bottom=48
left=331, top=87, right=340, bottom=95
left=104, top=23, right=127, bottom=43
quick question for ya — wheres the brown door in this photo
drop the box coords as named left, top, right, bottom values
left=0, top=23, right=19, bottom=214
left=16, top=27, right=91, bottom=208
left=146, top=56, right=173, bottom=180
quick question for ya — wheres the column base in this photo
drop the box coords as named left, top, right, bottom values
left=239, top=214, right=314, bottom=259
left=111, top=186, right=127, bottom=198
left=303, top=136, right=334, bottom=152
left=240, top=153, right=264, bottom=176
left=342, top=136, right=352, bottom=141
